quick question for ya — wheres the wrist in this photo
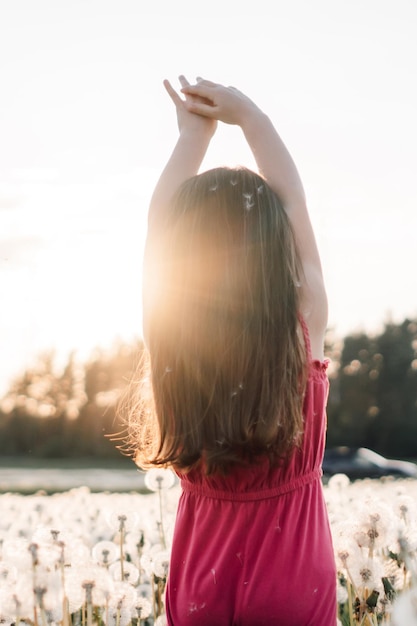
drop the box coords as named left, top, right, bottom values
left=240, top=108, right=270, bottom=135
left=179, top=125, right=215, bottom=144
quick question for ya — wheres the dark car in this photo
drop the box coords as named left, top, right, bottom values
left=322, top=446, right=417, bottom=481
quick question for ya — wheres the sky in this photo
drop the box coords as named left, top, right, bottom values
left=0, top=0, right=416, bottom=394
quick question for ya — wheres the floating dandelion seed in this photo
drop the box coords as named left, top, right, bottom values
left=242, top=192, right=255, bottom=211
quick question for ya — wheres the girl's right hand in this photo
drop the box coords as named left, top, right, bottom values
left=164, top=76, right=217, bottom=140
left=180, top=78, right=262, bottom=127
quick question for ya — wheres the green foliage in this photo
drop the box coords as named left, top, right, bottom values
left=327, top=318, right=417, bottom=457
left=0, top=339, right=145, bottom=459
left=1, top=316, right=416, bottom=460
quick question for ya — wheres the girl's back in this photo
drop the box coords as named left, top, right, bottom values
left=165, top=318, right=336, bottom=626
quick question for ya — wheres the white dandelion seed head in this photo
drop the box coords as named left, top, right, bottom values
left=108, top=580, right=137, bottom=610
left=136, top=582, right=153, bottom=600
left=349, top=554, right=385, bottom=592
left=152, top=549, right=170, bottom=579
left=109, top=560, right=139, bottom=585
left=106, top=510, right=140, bottom=533
left=91, top=540, right=119, bottom=566
left=35, top=541, right=63, bottom=569
left=335, top=541, right=362, bottom=571
left=31, top=525, right=62, bottom=545
left=332, top=519, right=363, bottom=565
left=132, top=594, right=152, bottom=619
left=144, top=468, right=176, bottom=492
left=394, top=494, right=417, bottom=525
left=107, top=607, right=132, bottom=626
left=155, top=615, right=168, bottom=626
left=355, top=499, right=397, bottom=547
left=66, top=564, right=115, bottom=607
left=328, top=473, right=350, bottom=491
left=353, top=529, right=372, bottom=549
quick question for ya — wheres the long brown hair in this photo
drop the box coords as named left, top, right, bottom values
left=127, top=167, right=307, bottom=474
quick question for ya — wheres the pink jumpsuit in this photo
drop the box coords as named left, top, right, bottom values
left=165, top=321, right=337, bottom=625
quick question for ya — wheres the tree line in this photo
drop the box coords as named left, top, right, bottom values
left=0, top=317, right=416, bottom=460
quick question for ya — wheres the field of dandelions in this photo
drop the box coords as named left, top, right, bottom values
left=1, top=471, right=417, bottom=626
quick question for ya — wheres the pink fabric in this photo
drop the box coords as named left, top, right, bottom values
left=166, top=320, right=337, bottom=625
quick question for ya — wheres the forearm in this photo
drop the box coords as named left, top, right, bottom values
left=242, top=107, right=326, bottom=317
left=241, top=110, right=306, bottom=211
left=148, top=130, right=212, bottom=228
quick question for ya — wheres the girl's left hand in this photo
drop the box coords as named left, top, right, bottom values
left=164, top=75, right=217, bottom=140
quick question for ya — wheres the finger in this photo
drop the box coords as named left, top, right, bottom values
left=185, top=100, right=217, bottom=118
left=178, top=74, right=190, bottom=88
left=163, top=79, right=183, bottom=106
left=181, top=83, right=214, bottom=101
left=196, top=76, right=217, bottom=87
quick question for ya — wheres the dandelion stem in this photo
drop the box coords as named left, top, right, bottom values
left=346, top=579, right=355, bottom=626
left=118, top=515, right=127, bottom=581
left=157, top=483, right=167, bottom=549
left=152, top=574, right=157, bottom=621
left=82, top=582, right=94, bottom=626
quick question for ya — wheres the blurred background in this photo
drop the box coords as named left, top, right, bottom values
left=0, top=0, right=416, bottom=485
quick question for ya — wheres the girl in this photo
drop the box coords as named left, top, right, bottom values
left=132, top=76, right=337, bottom=625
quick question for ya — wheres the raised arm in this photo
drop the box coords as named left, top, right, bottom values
left=143, top=77, right=217, bottom=342
left=147, top=76, right=217, bottom=231
left=181, top=79, right=328, bottom=358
